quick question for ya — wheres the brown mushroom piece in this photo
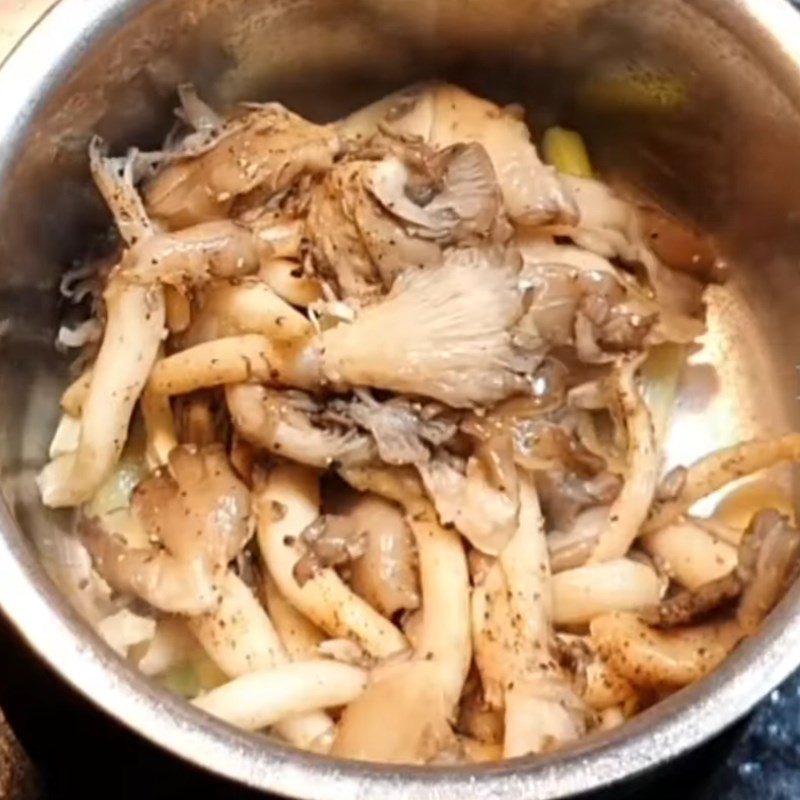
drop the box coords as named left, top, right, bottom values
left=366, top=142, right=506, bottom=242
left=325, top=392, right=458, bottom=466
left=339, top=82, right=577, bottom=226
left=80, top=445, right=251, bottom=614
left=114, top=220, right=272, bottom=286
left=307, top=158, right=441, bottom=301
left=225, top=384, right=374, bottom=469
left=145, top=104, right=340, bottom=229
left=643, top=509, right=800, bottom=629
left=291, top=515, right=369, bottom=587
left=418, top=451, right=519, bottom=556
left=342, top=493, right=421, bottom=618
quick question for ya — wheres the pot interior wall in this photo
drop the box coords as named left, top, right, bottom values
left=0, top=0, right=799, bottom=780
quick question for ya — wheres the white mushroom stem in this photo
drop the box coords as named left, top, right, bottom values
left=259, top=258, right=323, bottom=307
left=551, top=559, right=663, bottom=626
left=644, top=434, right=800, bottom=534
left=38, top=280, right=165, bottom=507
left=263, top=573, right=326, bottom=660
left=189, top=572, right=285, bottom=676
left=183, top=280, right=313, bottom=346
left=498, top=472, right=551, bottom=642
left=192, top=660, right=368, bottom=731
left=405, top=502, right=471, bottom=704
left=60, top=368, right=92, bottom=417
left=148, top=334, right=317, bottom=396
left=590, top=356, right=658, bottom=562
left=472, top=473, right=586, bottom=758
left=141, top=381, right=177, bottom=469
left=590, top=612, right=744, bottom=689
left=256, top=463, right=408, bottom=658
left=641, top=520, right=738, bottom=590
left=189, top=572, right=333, bottom=752
left=332, top=501, right=469, bottom=764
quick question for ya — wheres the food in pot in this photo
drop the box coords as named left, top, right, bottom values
left=38, top=81, right=800, bottom=764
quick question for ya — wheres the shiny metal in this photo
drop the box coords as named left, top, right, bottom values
left=1, top=0, right=800, bottom=797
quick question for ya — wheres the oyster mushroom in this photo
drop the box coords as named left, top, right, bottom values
left=145, top=104, right=340, bottom=229
left=338, top=82, right=577, bottom=226
left=319, top=247, right=532, bottom=408
left=367, top=142, right=504, bottom=241
left=80, top=445, right=251, bottom=614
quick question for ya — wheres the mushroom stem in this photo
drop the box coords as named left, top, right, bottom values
left=590, top=356, right=658, bottom=562
left=148, top=334, right=318, bottom=396
left=255, top=463, right=408, bottom=658
left=38, top=280, right=165, bottom=507
left=192, top=660, right=367, bottom=731
left=644, top=434, right=800, bottom=533
left=189, top=572, right=334, bottom=752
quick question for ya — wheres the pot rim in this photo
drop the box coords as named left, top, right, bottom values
left=2, top=0, right=800, bottom=796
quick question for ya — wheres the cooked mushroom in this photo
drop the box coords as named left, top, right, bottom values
left=645, top=509, right=800, bottom=630
left=114, top=220, right=271, bottom=286
left=333, top=500, right=470, bottom=763
left=644, top=434, right=800, bottom=533
left=472, top=473, right=587, bottom=758
left=367, top=142, right=504, bottom=241
left=39, top=145, right=165, bottom=508
left=145, top=104, right=340, bottom=229
left=590, top=611, right=743, bottom=690
left=255, top=462, right=408, bottom=657
left=319, top=247, right=532, bottom=408
left=189, top=571, right=334, bottom=752
left=193, top=659, right=367, bottom=732
left=590, top=356, right=659, bottom=563
left=226, top=384, right=374, bottom=468
left=418, top=451, right=519, bottom=556
left=80, top=445, right=250, bottom=614
left=344, top=493, right=421, bottom=618
left=325, top=392, right=457, bottom=466
left=344, top=83, right=577, bottom=226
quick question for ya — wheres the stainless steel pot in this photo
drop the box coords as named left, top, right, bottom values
left=1, top=0, right=800, bottom=797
